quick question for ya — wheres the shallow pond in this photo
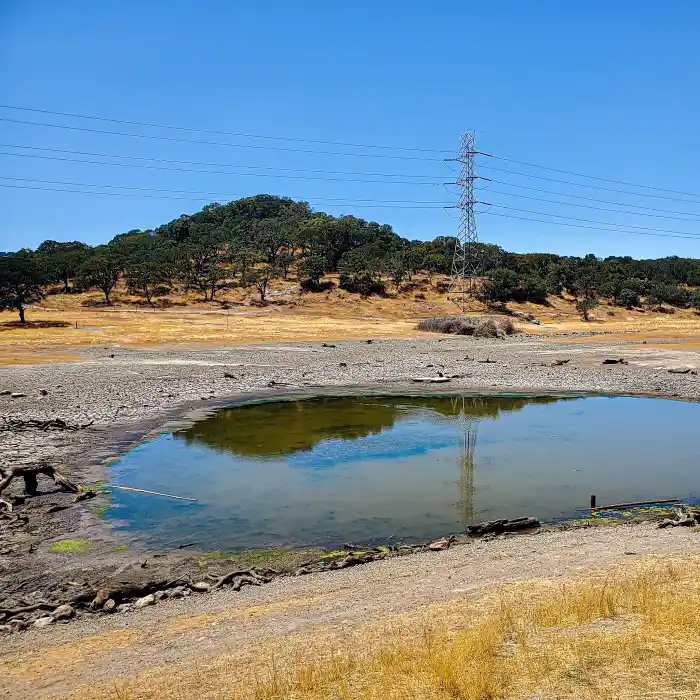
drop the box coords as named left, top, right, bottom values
left=105, top=394, right=700, bottom=551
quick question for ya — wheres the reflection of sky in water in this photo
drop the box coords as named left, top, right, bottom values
left=105, top=396, right=700, bottom=551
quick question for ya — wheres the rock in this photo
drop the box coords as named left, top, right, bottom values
left=10, top=619, right=29, bottom=631
left=192, top=581, right=211, bottom=592
left=34, top=616, right=54, bottom=628
left=133, top=594, right=156, bottom=609
left=167, top=586, right=186, bottom=598
left=102, top=599, right=116, bottom=613
left=0, top=624, right=13, bottom=633
left=115, top=604, right=132, bottom=614
left=52, top=604, right=75, bottom=621
left=154, top=590, right=168, bottom=601
left=428, top=537, right=454, bottom=551
left=39, top=389, right=48, bottom=396
left=10, top=393, right=27, bottom=398
left=224, top=372, right=236, bottom=379
left=91, top=588, right=111, bottom=609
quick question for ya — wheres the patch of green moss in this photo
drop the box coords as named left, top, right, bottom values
left=114, top=544, right=127, bottom=552
left=49, top=538, right=92, bottom=554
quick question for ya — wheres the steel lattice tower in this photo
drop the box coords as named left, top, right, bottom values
left=447, top=131, right=490, bottom=311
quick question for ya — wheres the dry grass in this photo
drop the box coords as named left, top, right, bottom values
left=60, top=557, right=700, bottom=700
left=2, top=279, right=700, bottom=364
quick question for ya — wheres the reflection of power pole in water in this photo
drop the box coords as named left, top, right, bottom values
left=451, top=397, right=478, bottom=523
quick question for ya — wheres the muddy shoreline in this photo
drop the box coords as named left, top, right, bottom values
left=2, top=335, right=700, bottom=620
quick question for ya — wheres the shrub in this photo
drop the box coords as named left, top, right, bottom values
left=416, top=316, right=515, bottom=337
left=338, top=271, right=386, bottom=296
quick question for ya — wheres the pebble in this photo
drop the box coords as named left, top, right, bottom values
left=91, top=588, right=111, bottom=609
left=116, top=603, right=133, bottom=613
left=133, top=594, right=156, bottom=608
left=191, top=581, right=211, bottom=592
left=52, top=604, right=75, bottom=620
left=33, top=616, right=54, bottom=628
left=102, top=599, right=117, bottom=613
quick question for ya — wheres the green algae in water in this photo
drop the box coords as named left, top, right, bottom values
left=105, top=394, right=700, bottom=551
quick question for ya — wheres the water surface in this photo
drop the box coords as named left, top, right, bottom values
left=106, top=394, right=700, bottom=550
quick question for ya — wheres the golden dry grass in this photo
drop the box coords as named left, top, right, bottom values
left=3, top=277, right=700, bottom=364
left=53, top=557, right=700, bottom=700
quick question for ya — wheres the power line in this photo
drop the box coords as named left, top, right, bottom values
left=0, top=176, right=451, bottom=204
left=0, top=117, right=443, bottom=162
left=0, top=143, right=446, bottom=180
left=482, top=211, right=700, bottom=241
left=488, top=179, right=700, bottom=218
left=0, top=150, right=446, bottom=187
left=0, top=182, right=448, bottom=208
left=0, top=103, right=451, bottom=154
left=481, top=164, right=700, bottom=205
left=489, top=204, right=700, bottom=237
left=488, top=188, right=700, bottom=223
left=491, top=154, right=700, bottom=199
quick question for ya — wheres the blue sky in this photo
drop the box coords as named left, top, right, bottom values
left=1, top=1, right=699, bottom=257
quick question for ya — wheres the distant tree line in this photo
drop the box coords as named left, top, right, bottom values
left=2, top=194, right=700, bottom=322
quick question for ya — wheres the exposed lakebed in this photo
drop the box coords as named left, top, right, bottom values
left=105, top=394, right=700, bottom=551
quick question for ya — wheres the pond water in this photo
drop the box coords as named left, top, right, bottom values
left=105, top=394, right=700, bottom=551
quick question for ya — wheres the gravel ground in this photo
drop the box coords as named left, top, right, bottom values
left=2, top=335, right=700, bottom=697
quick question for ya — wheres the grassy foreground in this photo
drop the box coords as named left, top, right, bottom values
left=68, top=556, right=700, bottom=700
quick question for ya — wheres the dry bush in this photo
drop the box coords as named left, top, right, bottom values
left=418, top=315, right=515, bottom=338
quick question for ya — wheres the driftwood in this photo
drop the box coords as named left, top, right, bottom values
left=212, top=567, right=275, bottom=590
left=602, top=358, right=628, bottom=365
left=467, top=517, right=540, bottom=536
left=0, top=465, right=80, bottom=511
left=1, top=418, right=94, bottom=432
left=668, top=368, right=696, bottom=375
left=551, top=359, right=571, bottom=366
left=411, top=377, right=451, bottom=383
left=658, top=506, right=699, bottom=528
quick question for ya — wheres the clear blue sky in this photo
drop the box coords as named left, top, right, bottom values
left=1, top=1, right=699, bottom=258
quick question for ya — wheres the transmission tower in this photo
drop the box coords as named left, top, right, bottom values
left=447, top=131, right=491, bottom=311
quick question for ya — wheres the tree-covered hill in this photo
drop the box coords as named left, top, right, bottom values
left=2, top=194, right=700, bottom=321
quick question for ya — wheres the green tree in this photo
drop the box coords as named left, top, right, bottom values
left=297, top=255, right=327, bottom=288
left=124, top=260, right=166, bottom=305
left=78, top=247, right=123, bottom=303
left=575, top=298, right=599, bottom=321
left=246, top=264, right=279, bottom=303
left=36, top=241, right=89, bottom=293
left=0, top=251, right=48, bottom=323
left=690, top=289, right=700, bottom=310
left=338, top=246, right=385, bottom=295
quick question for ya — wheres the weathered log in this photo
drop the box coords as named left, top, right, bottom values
left=602, top=358, right=628, bottom=365
left=0, top=464, right=80, bottom=510
left=212, top=568, right=270, bottom=590
left=0, top=601, right=54, bottom=616
left=411, top=377, right=451, bottom=383
left=467, top=517, right=540, bottom=536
